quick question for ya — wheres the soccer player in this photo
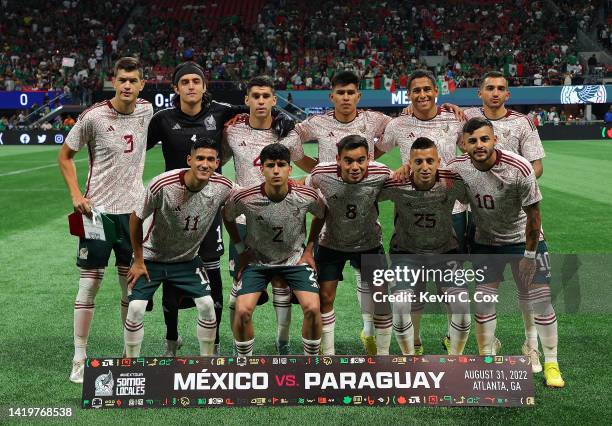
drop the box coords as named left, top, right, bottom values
left=58, top=57, right=153, bottom=383
left=306, top=135, right=392, bottom=355
left=125, top=138, right=233, bottom=357
left=146, top=62, right=295, bottom=356
left=222, top=75, right=315, bottom=355
left=282, top=71, right=392, bottom=353
left=378, top=137, right=470, bottom=355
left=448, top=117, right=564, bottom=388
left=224, top=144, right=325, bottom=356
left=377, top=69, right=466, bottom=355
left=465, top=71, right=546, bottom=370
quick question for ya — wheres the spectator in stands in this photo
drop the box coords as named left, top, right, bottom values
left=63, top=114, right=76, bottom=129
left=587, top=54, right=597, bottom=74
left=604, top=106, right=612, bottom=124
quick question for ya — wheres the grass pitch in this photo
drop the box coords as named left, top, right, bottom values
left=0, top=141, right=610, bottom=424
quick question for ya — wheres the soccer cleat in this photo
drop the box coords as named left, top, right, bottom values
left=162, top=335, right=183, bottom=357
left=492, top=338, right=501, bottom=355
left=213, top=343, right=221, bottom=356
left=360, top=330, right=377, bottom=356
left=70, top=360, right=85, bottom=384
left=276, top=341, right=291, bottom=355
left=442, top=335, right=451, bottom=354
left=414, top=344, right=424, bottom=356
left=544, top=362, right=565, bottom=388
left=522, top=342, right=542, bottom=373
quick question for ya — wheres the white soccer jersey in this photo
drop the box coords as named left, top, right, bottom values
left=137, top=170, right=233, bottom=262
left=224, top=183, right=326, bottom=266
left=379, top=169, right=466, bottom=254
left=306, top=162, right=390, bottom=252
left=65, top=99, right=153, bottom=214
left=447, top=150, right=543, bottom=245
left=464, top=107, right=545, bottom=162
left=283, top=110, right=391, bottom=162
left=377, top=107, right=466, bottom=214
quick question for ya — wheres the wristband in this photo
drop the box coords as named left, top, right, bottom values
left=235, top=241, right=246, bottom=255
left=523, top=250, right=536, bottom=259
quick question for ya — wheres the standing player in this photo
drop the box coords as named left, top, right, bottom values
left=146, top=62, right=295, bottom=356
left=125, top=138, right=233, bottom=357
left=448, top=118, right=564, bottom=387
left=58, top=57, right=153, bottom=383
left=306, top=135, right=392, bottom=355
left=224, top=144, right=325, bottom=356
left=376, top=69, right=466, bottom=355
left=283, top=70, right=392, bottom=353
left=222, top=75, right=313, bottom=354
left=378, top=137, right=470, bottom=355
left=465, top=71, right=546, bottom=370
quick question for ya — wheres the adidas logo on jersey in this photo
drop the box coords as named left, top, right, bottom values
left=328, top=131, right=335, bottom=138
left=172, top=123, right=181, bottom=130
left=256, top=215, right=264, bottom=221
left=174, top=205, right=181, bottom=212
left=239, top=141, right=247, bottom=146
left=106, top=125, right=115, bottom=132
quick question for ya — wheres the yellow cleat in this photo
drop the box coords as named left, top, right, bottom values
left=360, top=330, right=377, bottom=356
left=414, top=343, right=424, bottom=356
left=442, top=335, right=451, bottom=354
left=544, top=362, right=565, bottom=388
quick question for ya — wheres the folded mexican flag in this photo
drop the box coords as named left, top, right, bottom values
left=68, top=209, right=119, bottom=243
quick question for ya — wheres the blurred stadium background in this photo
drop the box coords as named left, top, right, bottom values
left=1, top=0, right=611, bottom=423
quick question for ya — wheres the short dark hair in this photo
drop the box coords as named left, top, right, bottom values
left=171, top=61, right=212, bottom=108
left=337, top=134, right=369, bottom=155
left=247, top=75, right=275, bottom=93
left=114, top=57, right=143, bottom=78
left=191, top=136, right=219, bottom=155
left=260, top=143, right=290, bottom=164
left=331, top=71, right=360, bottom=89
left=407, top=69, right=436, bottom=91
left=411, top=137, right=437, bottom=151
left=462, top=117, right=494, bottom=134
left=480, top=71, right=507, bottom=87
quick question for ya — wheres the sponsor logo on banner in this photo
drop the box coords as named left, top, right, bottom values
left=20, top=133, right=30, bottom=144
left=55, top=134, right=64, bottom=144
left=95, top=371, right=114, bottom=396
left=37, top=134, right=47, bottom=143
left=560, top=85, right=607, bottom=104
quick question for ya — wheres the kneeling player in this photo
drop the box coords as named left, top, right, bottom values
left=224, top=144, right=325, bottom=356
left=449, top=118, right=563, bottom=387
left=125, top=138, right=233, bottom=356
left=306, top=135, right=392, bottom=355
left=379, top=137, right=470, bottom=355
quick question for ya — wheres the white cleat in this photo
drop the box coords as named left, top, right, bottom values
left=522, top=342, right=543, bottom=373
left=162, top=335, right=183, bottom=357
left=492, top=338, right=502, bottom=355
left=70, top=360, right=85, bottom=384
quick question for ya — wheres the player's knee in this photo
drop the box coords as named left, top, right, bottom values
left=319, top=287, right=336, bottom=308
left=235, top=305, right=254, bottom=325
left=194, top=296, right=215, bottom=317
left=127, top=300, right=147, bottom=323
left=301, top=299, right=320, bottom=320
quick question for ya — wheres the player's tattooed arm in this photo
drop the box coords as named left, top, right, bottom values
left=392, top=162, right=411, bottom=182
left=223, top=207, right=253, bottom=279
left=531, top=159, right=543, bottom=179
left=220, top=131, right=233, bottom=166
left=58, top=144, right=92, bottom=216
left=518, top=201, right=542, bottom=290
left=127, top=212, right=150, bottom=287
left=298, top=211, right=326, bottom=272
left=294, top=155, right=318, bottom=173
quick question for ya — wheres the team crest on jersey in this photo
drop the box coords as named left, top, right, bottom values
left=95, top=371, right=114, bottom=396
left=205, top=115, right=216, bottom=131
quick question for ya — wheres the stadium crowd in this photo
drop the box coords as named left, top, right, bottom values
left=1, top=0, right=609, bottom=103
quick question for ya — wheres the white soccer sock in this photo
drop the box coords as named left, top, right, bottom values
left=530, top=286, right=558, bottom=363
left=475, top=286, right=498, bottom=355
left=392, top=293, right=414, bottom=355
left=117, top=266, right=130, bottom=326
left=518, top=291, right=539, bottom=350
left=355, top=269, right=375, bottom=337
left=302, top=337, right=321, bottom=356
left=73, top=267, right=104, bottom=361
left=373, top=314, right=393, bottom=355
left=321, top=310, right=336, bottom=355
left=272, top=287, right=292, bottom=346
left=124, top=300, right=147, bottom=357
left=411, top=301, right=425, bottom=346
left=446, top=288, right=471, bottom=355
left=235, top=338, right=254, bottom=356
left=194, top=296, right=217, bottom=356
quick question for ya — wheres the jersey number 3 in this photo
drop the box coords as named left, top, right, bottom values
left=123, top=134, right=134, bottom=153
